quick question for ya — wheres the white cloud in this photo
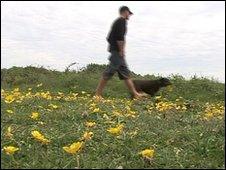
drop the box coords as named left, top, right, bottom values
left=1, top=1, right=225, bottom=82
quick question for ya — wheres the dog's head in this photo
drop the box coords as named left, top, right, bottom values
left=159, top=77, right=172, bottom=87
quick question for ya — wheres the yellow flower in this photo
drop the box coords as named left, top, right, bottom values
left=125, top=106, right=131, bottom=111
left=31, top=130, right=50, bottom=144
left=93, top=108, right=100, bottom=113
left=38, top=91, right=52, bottom=100
left=92, top=95, right=103, bottom=102
left=5, top=126, right=13, bottom=138
left=38, top=121, right=44, bottom=125
left=90, top=103, right=96, bottom=107
left=176, top=106, right=181, bottom=110
left=204, top=112, right=214, bottom=120
left=13, top=88, right=19, bottom=92
left=81, top=91, right=86, bottom=94
left=182, top=106, right=187, bottom=110
left=113, top=111, right=122, bottom=117
left=30, top=112, right=39, bottom=120
left=52, top=105, right=58, bottom=109
left=3, top=146, right=19, bottom=155
left=81, top=132, right=94, bottom=141
left=107, top=124, right=124, bottom=135
left=139, top=148, right=155, bottom=158
left=49, top=104, right=58, bottom=109
left=6, top=110, right=14, bottom=114
left=63, top=141, right=83, bottom=154
left=85, top=121, right=96, bottom=128
left=155, top=96, right=162, bottom=100
left=36, top=83, right=43, bottom=87
left=26, top=92, right=31, bottom=97
left=5, top=95, right=15, bottom=103
left=58, top=92, right=63, bottom=95
left=28, top=88, right=32, bottom=91
left=126, top=113, right=136, bottom=118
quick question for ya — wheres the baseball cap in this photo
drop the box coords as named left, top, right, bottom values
left=119, top=6, right=133, bottom=15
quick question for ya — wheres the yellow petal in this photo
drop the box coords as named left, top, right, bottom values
left=107, top=124, right=123, bottom=135
left=31, top=130, right=50, bottom=144
left=139, top=148, right=155, bottom=158
left=6, top=110, right=14, bottom=114
left=30, top=112, right=39, bottom=119
left=63, top=142, right=83, bottom=154
left=3, top=146, right=19, bottom=155
left=85, top=121, right=96, bottom=127
left=81, top=132, right=94, bottom=140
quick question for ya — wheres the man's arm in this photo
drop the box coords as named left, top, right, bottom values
left=116, top=20, right=126, bottom=57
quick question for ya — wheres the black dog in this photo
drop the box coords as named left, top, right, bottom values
left=131, top=78, right=172, bottom=98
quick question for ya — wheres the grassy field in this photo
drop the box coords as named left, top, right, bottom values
left=1, top=64, right=225, bottom=169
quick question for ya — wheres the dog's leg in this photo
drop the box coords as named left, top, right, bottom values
left=144, top=87, right=160, bottom=97
left=143, top=90, right=155, bottom=97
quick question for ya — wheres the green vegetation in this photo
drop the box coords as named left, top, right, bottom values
left=1, top=64, right=225, bottom=169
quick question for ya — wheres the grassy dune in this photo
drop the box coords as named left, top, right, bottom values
left=1, top=64, right=225, bottom=169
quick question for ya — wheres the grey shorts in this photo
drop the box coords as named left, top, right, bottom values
left=102, top=51, right=130, bottom=80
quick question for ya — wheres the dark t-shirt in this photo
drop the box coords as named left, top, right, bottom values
left=106, top=17, right=127, bottom=52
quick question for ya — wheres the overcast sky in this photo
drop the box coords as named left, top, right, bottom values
left=1, top=1, right=225, bottom=82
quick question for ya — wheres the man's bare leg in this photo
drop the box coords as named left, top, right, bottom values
left=95, top=76, right=108, bottom=97
left=124, top=78, right=145, bottom=99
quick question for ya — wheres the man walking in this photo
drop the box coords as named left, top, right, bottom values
left=95, top=6, right=145, bottom=99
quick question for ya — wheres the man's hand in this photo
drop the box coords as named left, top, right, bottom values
left=117, top=40, right=125, bottom=58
